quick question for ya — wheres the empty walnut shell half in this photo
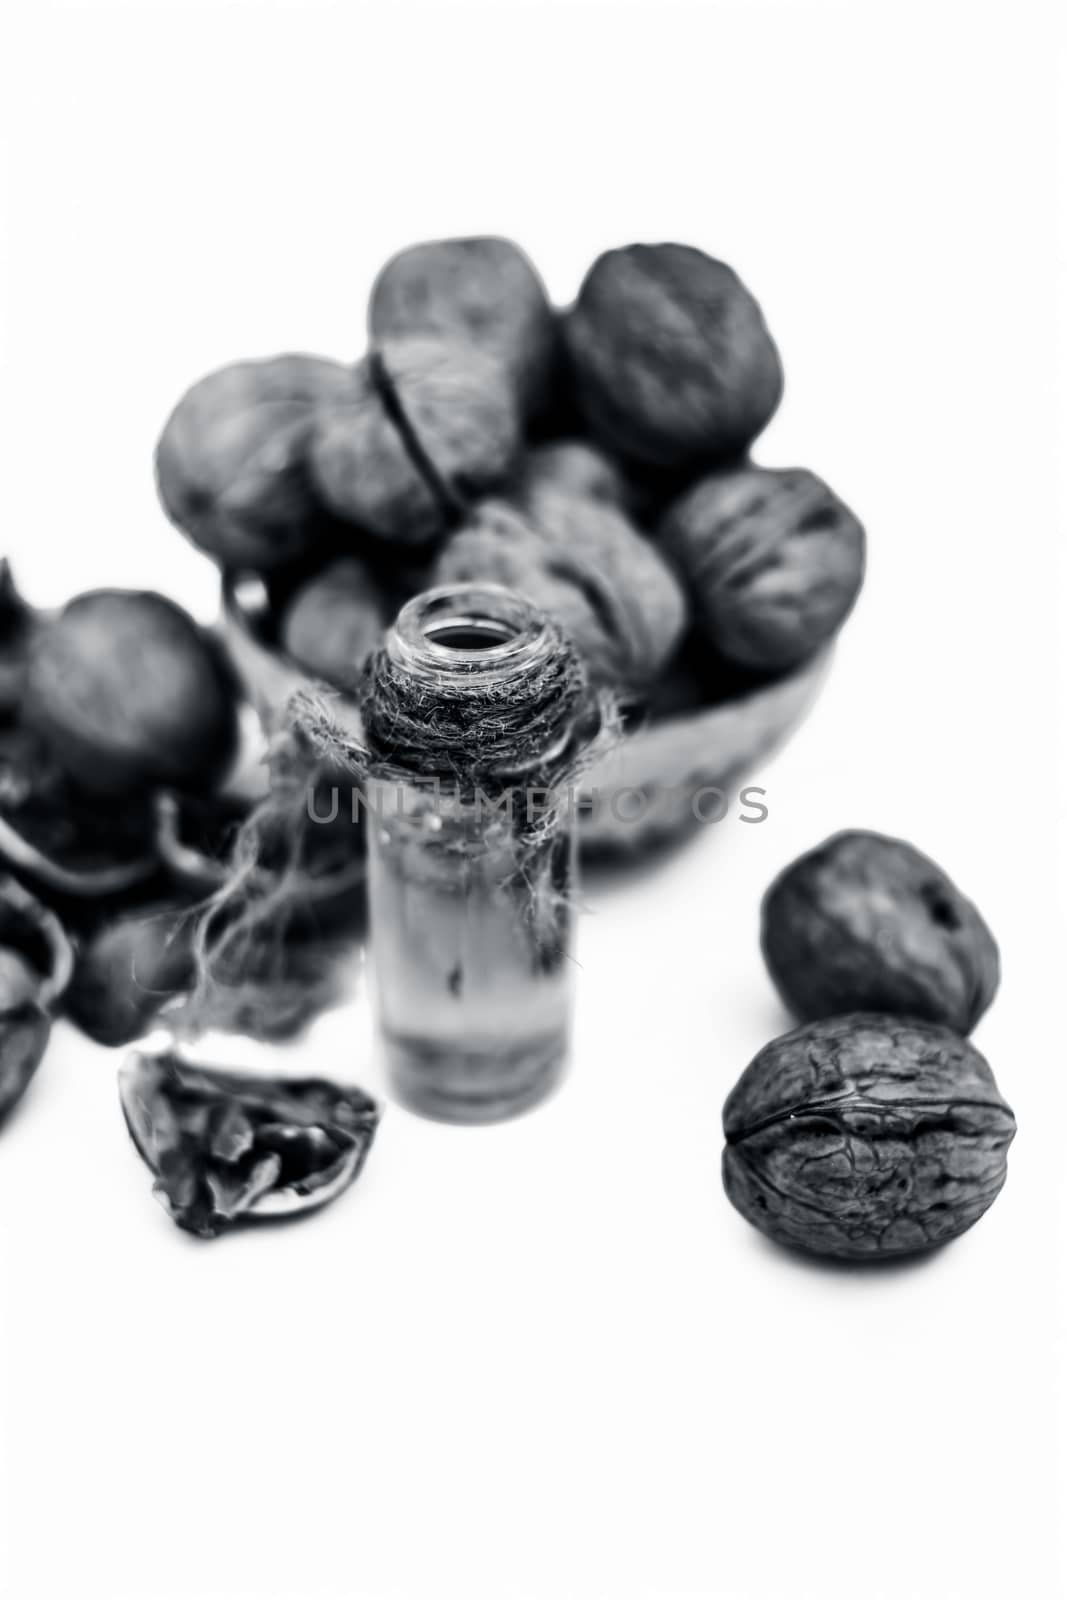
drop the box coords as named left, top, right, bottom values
left=119, top=1050, right=380, bottom=1238
left=722, top=1014, right=1016, bottom=1261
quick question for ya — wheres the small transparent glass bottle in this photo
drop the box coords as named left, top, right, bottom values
left=363, top=584, right=585, bottom=1124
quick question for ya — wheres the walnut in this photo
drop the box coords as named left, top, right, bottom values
left=66, top=903, right=193, bottom=1046
left=369, top=236, right=555, bottom=415
left=280, top=558, right=390, bottom=691
left=520, top=440, right=629, bottom=507
left=310, top=339, right=520, bottom=546
left=25, top=590, right=238, bottom=797
left=564, top=243, right=782, bottom=470
left=722, top=1014, right=1016, bottom=1260
left=432, top=486, right=687, bottom=692
left=156, top=354, right=351, bottom=570
left=761, top=831, right=1000, bottom=1033
left=660, top=464, right=865, bottom=671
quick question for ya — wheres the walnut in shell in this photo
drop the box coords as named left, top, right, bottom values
left=761, top=831, right=1000, bottom=1033
left=722, top=1014, right=1015, bottom=1260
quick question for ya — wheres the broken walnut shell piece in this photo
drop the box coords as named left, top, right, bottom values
left=119, top=1050, right=380, bottom=1238
left=0, top=874, right=74, bottom=1123
left=0, top=873, right=74, bottom=1012
left=0, top=809, right=158, bottom=900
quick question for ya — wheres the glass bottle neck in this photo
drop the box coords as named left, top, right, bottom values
left=381, top=584, right=578, bottom=773
left=387, top=584, right=555, bottom=684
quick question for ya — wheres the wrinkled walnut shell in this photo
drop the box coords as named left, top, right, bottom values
left=310, top=339, right=520, bottom=546
left=433, top=489, right=687, bottom=693
left=660, top=464, right=866, bottom=673
left=156, top=354, right=352, bottom=571
left=564, top=243, right=783, bottom=470
left=761, top=831, right=1000, bottom=1033
left=520, top=441, right=630, bottom=508
left=369, top=236, right=555, bottom=415
left=722, top=1014, right=1015, bottom=1261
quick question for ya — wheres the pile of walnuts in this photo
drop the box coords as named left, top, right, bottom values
left=156, top=236, right=866, bottom=701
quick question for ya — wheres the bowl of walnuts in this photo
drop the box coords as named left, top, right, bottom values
left=156, top=238, right=865, bottom=856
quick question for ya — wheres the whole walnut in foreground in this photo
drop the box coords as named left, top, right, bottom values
left=369, top=236, right=556, bottom=415
left=156, top=354, right=352, bottom=570
left=761, top=831, right=1000, bottom=1034
left=722, top=1014, right=1016, bottom=1260
left=661, top=464, right=865, bottom=672
left=280, top=558, right=390, bottom=691
left=25, top=591, right=238, bottom=797
left=310, top=338, right=520, bottom=546
left=564, top=243, right=783, bottom=470
left=432, top=488, right=688, bottom=692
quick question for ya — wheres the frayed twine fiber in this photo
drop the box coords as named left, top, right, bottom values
left=173, top=720, right=365, bottom=1041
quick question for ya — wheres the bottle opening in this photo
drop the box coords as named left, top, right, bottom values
left=424, top=619, right=516, bottom=652
left=388, top=584, right=553, bottom=680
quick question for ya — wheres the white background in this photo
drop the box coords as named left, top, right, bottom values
left=1, top=2, right=1065, bottom=1597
